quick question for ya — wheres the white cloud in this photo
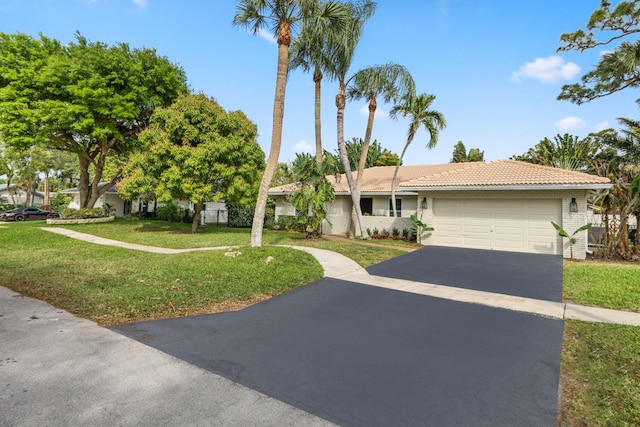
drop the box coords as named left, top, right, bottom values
left=510, top=55, right=581, bottom=83
left=258, top=29, right=277, bottom=44
left=133, top=0, right=148, bottom=9
left=554, top=116, right=586, bottom=130
left=293, top=139, right=313, bottom=153
left=359, top=104, right=387, bottom=119
left=594, top=121, right=611, bottom=132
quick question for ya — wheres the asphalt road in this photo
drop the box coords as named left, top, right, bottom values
left=112, top=248, right=564, bottom=426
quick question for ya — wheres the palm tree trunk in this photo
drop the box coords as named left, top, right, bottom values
left=336, top=82, right=367, bottom=238
left=251, top=37, right=290, bottom=247
left=350, top=97, right=377, bottom=236
left=314, top=67, right=323, bottom=163
left=391, top=136, right=413, bottom=218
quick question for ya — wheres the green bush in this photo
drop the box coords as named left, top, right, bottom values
left=155, top=202, right=184, bottom=223
left=49, top=194, right=71, bottom=213
left=275, top=215, right=299, bottom=231
left=227, top=205, right=254, bottom=228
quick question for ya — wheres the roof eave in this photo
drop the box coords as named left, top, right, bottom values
left=400, top=183, right=612, bottom=191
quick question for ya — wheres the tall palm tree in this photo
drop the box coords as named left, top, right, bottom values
left=333, top=0, right=376, bottom=238
left=233, top=0, right=345, bottom=247
left=389, top=93, right=446, bottom=217
left=346, top=63, right=414, bottom=234
left=289, top=1, right=348, bottom=162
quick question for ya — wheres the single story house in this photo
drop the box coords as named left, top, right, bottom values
left=61, top=183, right=228, bottom=224
left=269, top=160, right=612, bottom=260
left=0, top=184, right=54, bottom=207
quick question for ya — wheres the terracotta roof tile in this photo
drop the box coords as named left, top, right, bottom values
left=268, top=160, right=611, bottom=194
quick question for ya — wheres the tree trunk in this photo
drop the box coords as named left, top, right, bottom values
left=191, top=201, right=203, bottom=234
left=43, top=173, right=50, bottom=209
left=336, top=81, right=367, bottom=238
left=251, top=34, right=290, bottom=247
left=350, top=97, right=377, bottom=237
left=391, top=137, right=413, bottom=218
left=314, top=67, right=323, bottom=163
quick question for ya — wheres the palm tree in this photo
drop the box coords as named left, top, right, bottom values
left=332, top=0, right=376, bottom=238
left=289, top=1, right=349, bottom=162
left=233, top=0, right=345, bottom=247
left=346, top=63, right=414, bottom=234
left=389, top=93, right=446, bottom=217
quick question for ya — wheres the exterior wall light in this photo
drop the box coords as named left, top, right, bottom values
left=569, top=197, right=578, bottom=213
left=421, top=197, right=428, bottom=209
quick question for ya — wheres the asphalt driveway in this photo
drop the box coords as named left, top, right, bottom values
left=112, top=247, right=564, bottom=426
left=368, top=246, right=564, bottom=302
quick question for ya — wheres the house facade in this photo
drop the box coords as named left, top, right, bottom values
left=62, top=183, right=228, bottom=224
left=270, top=160, right=612, bottom=260
left=0, top=184, right=54, bottom=207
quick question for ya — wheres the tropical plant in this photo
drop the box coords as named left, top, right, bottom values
left=289, top=152, right=337, bottom=237
left=389, top=92, right=446, bottom=217
left=333, top=138, right=399, bottom=171
left=233, top=0, right=348, bottom=247
left=332, top=0, right=377, bottom=238
left=551, top=221, right=593, bottom=259
left=512, top=134, right=599, bottom=171
left=289, top=0, right=350, bottom=162
left=557, top=1, right=640, bottom=104
left=346, top=63, right=415, bottom=234
left=410, top=213, right=434, bottom=244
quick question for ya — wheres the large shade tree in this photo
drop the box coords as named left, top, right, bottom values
left=557, top=0, right=640, bottom=104
left=389, top=93, right=446, bottom=217
left=332, top=0, right=377, bottom=238
left=118, top=94, right=265, bottom=234
left=0, top=32, right=188, bottom=209
left=233, top=0, right=348, bottom=247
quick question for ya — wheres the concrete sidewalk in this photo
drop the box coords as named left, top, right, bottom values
left=39, top=227, right=640, bottom=327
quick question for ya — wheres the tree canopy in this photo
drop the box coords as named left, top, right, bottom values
left=118, top=94, right=265, bottom=233
left=0, top=32, right=188, bottom=208
left=451, top=141, right=484, bottom=163
left=557, top=1, right=640, bottom=104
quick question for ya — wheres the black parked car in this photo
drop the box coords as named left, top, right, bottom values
left=0, top=207, right=60, bottom=221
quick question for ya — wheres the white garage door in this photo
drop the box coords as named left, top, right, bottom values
left=433, top=199, right=562, bottom=255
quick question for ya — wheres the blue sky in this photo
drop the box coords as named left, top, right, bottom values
left=1, top=0, right=638, bottom=165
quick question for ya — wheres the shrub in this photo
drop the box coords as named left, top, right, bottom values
left=155, top=202, right=184, bottom=223
left=227, top=205, right=254, bottom=228
left=275, top=215, right=298, bottom=231
left=49, top=193, right=71, bottom=213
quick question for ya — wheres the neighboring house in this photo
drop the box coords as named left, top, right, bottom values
left=0, top=184, right=54, bottom=207
left=269, top=160, right=612, bottom=260
left=61, top=183, right=228, bottom=224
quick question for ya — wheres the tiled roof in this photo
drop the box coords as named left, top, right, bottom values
left=400, top=160, right=611, bottom=188
left=269, top=160, right=611, bottom=194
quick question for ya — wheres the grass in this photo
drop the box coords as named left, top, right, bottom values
left=563, top=260, right=640, bottom=312
left=558, top=321, right=640, bottom=426
left=559, top=260, right=640, bottom=426
left=0, top=220, right=406, bottom=325
left=3, top=219, right=640, bottom=424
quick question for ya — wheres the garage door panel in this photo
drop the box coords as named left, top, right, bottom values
left=434, top=199, right=561, bottom=255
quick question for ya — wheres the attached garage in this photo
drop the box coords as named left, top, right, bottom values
left=433, top=198, right=562, bottom=255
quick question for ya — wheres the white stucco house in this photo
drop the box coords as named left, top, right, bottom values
left=269, top=160, right=612, bottom=260
left=0, top=184, right=54, bottom=207
left=61, top=183, right=228, bottom=224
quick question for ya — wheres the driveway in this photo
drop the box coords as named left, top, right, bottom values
left=112, top=247, right=564, bottom=426
left=368, top=246, right=564, bottom=302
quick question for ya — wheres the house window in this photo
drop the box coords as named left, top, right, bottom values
left=360, top=198, right=373, bottom=215
left=389, top=198, right=402, bottom=217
